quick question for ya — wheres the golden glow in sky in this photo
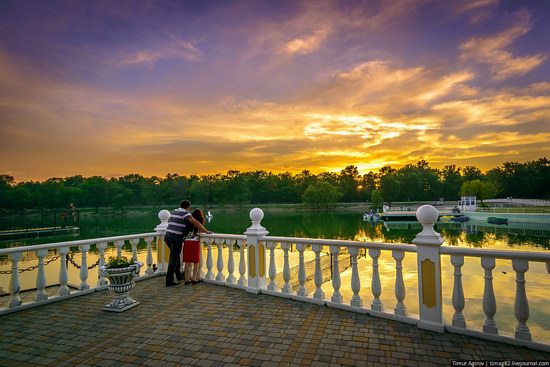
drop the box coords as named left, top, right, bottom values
left=0, top=1, right=549, bottom=181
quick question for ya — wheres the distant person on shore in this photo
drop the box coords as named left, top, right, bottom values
left=69, top=203, right=78, bottom=221
left=182, top=209, right=206, bottom=284
left=165, top=200, right=212, bottom=287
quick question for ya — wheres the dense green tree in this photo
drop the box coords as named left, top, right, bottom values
left=302, top=181, right=342, bottom=208
left=460, top=179, right=498, bottom=205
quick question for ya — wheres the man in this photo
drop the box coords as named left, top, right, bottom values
left=165, top=200, right=212, bottom=287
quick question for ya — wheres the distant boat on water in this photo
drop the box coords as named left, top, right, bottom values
left=487, top=217, right=508, bottom=225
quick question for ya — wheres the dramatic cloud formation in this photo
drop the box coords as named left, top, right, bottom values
left=0, top=0, right=549, bottom=181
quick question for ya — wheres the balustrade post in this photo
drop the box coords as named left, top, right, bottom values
left=412, top=205, right=444, bottom=333
left=79, top=245, right=90, bottom=291
left=8, top=252, right=23, bottom=308
left=267, top=241, right=279, bottom=291
left=369, top=248, right=382, bottom=311
left=58, top=247, right=70, bottom=296
left=330, top=246, right=343, bottom=304
left=227, top=240, right=236, bottom=284
left=481, top=257, right=497, bottom=334
left=97, top=242, right=108, bottom=286
left=216, top=240, right=226, bottom=282
left=392, top=250, right=407, bottom=316
left=145, top=237, right=154, bottom=275
left=296, top=243, right=308, bottom=297
left=199, top=240, right=205, bottom=278
left=451, top=255, right=465, bottom=328
left=312, top=244, right=325, bottom=300
left=349, top=247, right=363, bottom=307
left=244, top=208, right=269, bottom=294
left=35, top=249, right=49, bottom=302
left=155, top=210, right=170, bottom=274
left=237, top=240, right=246, bottom=286
left=512, top=259, right=531, bottom=341
left=281, top=242, right=292, bottom=294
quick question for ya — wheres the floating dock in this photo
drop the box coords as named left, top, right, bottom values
left=0, top=226, right=79, bottom=240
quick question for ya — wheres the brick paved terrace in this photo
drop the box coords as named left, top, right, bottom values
left=0, top=276, right=548, bottom=367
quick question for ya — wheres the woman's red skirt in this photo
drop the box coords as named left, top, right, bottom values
left=183, top=239, right=200, bottom=263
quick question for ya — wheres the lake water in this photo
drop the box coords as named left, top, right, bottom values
left=1, top=208, right=549, bottom=341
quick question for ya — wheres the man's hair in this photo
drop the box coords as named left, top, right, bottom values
left=180, top=200, right=191, bottom=209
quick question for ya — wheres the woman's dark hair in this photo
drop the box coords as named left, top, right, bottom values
left=192, top=209, right=205, bottom=224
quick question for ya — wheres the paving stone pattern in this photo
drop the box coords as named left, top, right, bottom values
left=0, top=277, right=548, bottom=366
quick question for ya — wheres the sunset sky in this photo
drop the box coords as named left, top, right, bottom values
left=1, top=0, right=549, bottom=182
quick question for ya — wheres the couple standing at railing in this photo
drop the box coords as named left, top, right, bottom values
left=165, top=200, right=213, bottom=287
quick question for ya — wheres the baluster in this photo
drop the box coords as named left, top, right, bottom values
left=145, top=237, right=154, bottom=275
left=369, top=249, right=382, bottom=311
left=115, top=240, right=124, bottom=258
left=97, top=242, right=108, bottom=286
left=312, top=245, right=325, bottom=300
left=296, top=243, right=308, bottom=297
left=58, top=247, right=70, bottom=296
left=130, top=238, right=140, bottom=278
left=79, top=245, right=90, bottom=291
left=348, top=247, right=362, bottom=307
left=512, top=259, right=531, bottom=341
left=267, top=241, right=278, bottom=291
left=330, top=246, right=343, bottom=303
left=206, top=240, right=214, bottom=280
left=8, top=253, right=23, bottom=308
left=481, top=257, right=497, bottom=334
left=216, top=240, right=226, bottom=282
left=198, top=239, right=204, bottom=278
left=35, top=249, right=49, bottom=302
left=281, top=242, right=292, bottom=294
left=227, top=240, right=236, bottom=284
left=451, top=255, right=465, bottom=328
left=392, top=250, right=407, bottom=316
left=238, top=240, right=247, bottom=286
left=130, top=238, right=139, bottom=261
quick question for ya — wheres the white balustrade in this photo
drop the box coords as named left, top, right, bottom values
left=238, top=240, right=246, bottom=286
left=481, top=257, right=497, bottom=334
left=2, top=207, right=549, bottom=353
left=267, top=241, right=278, bottom=291
left=330, top=246, right=343, bottom=304
left=296, top=243, right=308, bottom=297
left=451, top=255, right=465, bottom=328
left=312, top=244, right=325, bottom=300
left=8, top=253, right=22, bottom=308
left=130, top=238, right=139, bottom=262
left=145, top=237, right=154, bottom=275
left=348, top=247, right=362, bottom=307
left=392, top=250, right=407, bottom=316
left=97, top=242, right=108, bottom=287
left=79, top=244, right=90, bottom=291
left=216, top=240, right=226, bottom=282
left=227, top=240, right=236, bottom=284
left=58, top=247, right=70, bottom=296
left=206, top=240, right=214, bottom=280
left=35, top=249, right=48, bottom=302
left=369, top=248, right=382, bottom=311
left=281, top=242, right=292, bottom=294
left=512, top=259, right=531, bottom=341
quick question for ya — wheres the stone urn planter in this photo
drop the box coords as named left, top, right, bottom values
left=100, top=257, right=143, bottom=312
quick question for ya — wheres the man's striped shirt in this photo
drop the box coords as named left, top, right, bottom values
left=166, top=208, right=191, bottom=236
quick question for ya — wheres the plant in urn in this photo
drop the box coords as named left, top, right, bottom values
left=100, top=256, right=143, bottom=312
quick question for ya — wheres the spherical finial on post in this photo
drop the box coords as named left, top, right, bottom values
left=416, top=205, right=439, bottom=225
left=250, top=208, right=264, bottom=223
left=413, top=205, right=443, bottom=246
left=155, top=209, right=171, bottom=233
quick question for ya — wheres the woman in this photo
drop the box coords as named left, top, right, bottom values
left=182, top=209, right=205, bottom=284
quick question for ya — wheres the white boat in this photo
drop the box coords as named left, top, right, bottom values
left=363, top=211, right=380, bottom=222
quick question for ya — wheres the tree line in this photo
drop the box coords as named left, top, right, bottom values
left=0, top=158, right=548, bottom=210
